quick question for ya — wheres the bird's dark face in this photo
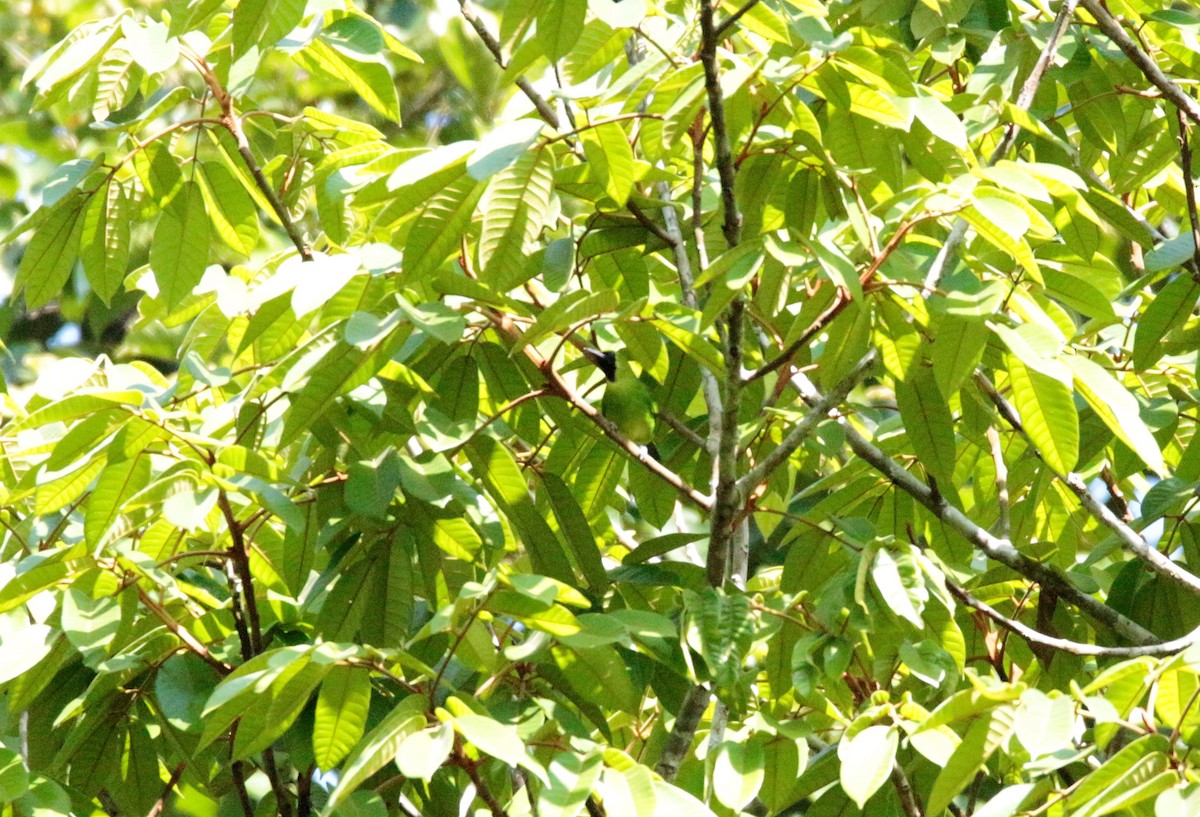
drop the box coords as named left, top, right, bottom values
left=583, top=347, right=618, bottom=382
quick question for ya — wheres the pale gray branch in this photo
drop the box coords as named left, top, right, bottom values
left=782, top=369, right=1158, bottom=645
left=737, top=351, right=876, bottom=496
left=947, top=578, right=1199, bottom=657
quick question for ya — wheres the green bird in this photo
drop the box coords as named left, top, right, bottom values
left=584, top=346, right=659, bottom=460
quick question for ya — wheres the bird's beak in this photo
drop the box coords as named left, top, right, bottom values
left=582, top=347, right=618, bottom=382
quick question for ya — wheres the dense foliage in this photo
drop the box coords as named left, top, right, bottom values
left=7, top=0, right=1200, bottom=815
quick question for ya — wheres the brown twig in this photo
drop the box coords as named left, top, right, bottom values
left=453, top=742, right=510, bottom=817
left=146, top=762, right=187, bottom=817
left=1177, top=108, right=1200, bottom=271
left=178, top=44, right=311, bottom=260
left=714, top=0, right=762, bottom=38
left=218, top=491, right=263, bottom=655
left=136, top=588, right=232, bottom=674
left=699, top=0, right=741, bottom=247
left=456, top=0, right=560, bottom=128
left=230, top=758, right=256, bottom=817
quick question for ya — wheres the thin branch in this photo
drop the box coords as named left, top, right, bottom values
left=707, top=299, right=746, bottom=587
left=451, top=389, right=549, bottom=453
left=946, top=578, right=1200, bottom=657
left=890, top=762, right=924, bottom=817
left=746, top=290, right=850, bottom=383
left=699, top=0, right=741, bottom=246
left=986, top=426, right=1010, bottom=539
left=262, top=747, right=293, bottom=817
left=136, top=588, right=232, bottom=674
left=179, top=44, right=311, bottom=260
left=834, top=415, right=1157, bottom=644
left=626, top=199, right=678, bottom=246
left=541, top=113, right=660, bottom=146
left=227, top=113, right=312, bottom=261
left=626, top=38, right=724, bottom=451
left=230, top=757, right=256, bottom=817
left=657, top=408, right=707, bottom=450
left=992, top=0, right=1082, bottom=160
left=922, top=0, right=1078, bottom=291
left=431, top=592, right=492, bottom=704
left=1177, top=108, right=1200, bottom=271
left=457, top=0, right=560, bottom=128
left=218, top=491, right=264, bottom=654
left=737, top=351, right=876, bottom=495
left=1065, top=473, right=1200, bottom=596
left=146, top=762, right=187, bottom=817
left=714, top=0, right=762, bottom=39
left=1078, top=0, right=1200, bottom=127
left=454, top=742, right=510, bottom=817
left=654, top=683, right=711, bottom=781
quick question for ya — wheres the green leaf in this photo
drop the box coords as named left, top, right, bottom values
left=402, top=173, right=484, bottom=282
left=837, top=725, right=897, bottom=809
left=1013, top=690, right=1074, bottom=758
left=197, top=160, right=258, bottom=256
left=894, top=366, right=956, bottom=492
left=713, top=741, right=765, bottom=812
left=541, top=473, right=610, bottom=591
left=35, top=455, right=105, bottom=515
left=872, top=547, right=928, bottom=627
left=394, top=722, right=454, bottom=781
left=0, top=747, right=29, bottom=804
left=926, top=709, right=1014, bottom=816
left=696, top=588, right=756, bottom=688
left=150, top=180, right=210, bottom=309
left=1005, top=353, right=1078, bottom=474
left=572, top=441, right=624, bottom=520
left=962, top=205, right=1041, bottom=283
left=602, top=766, right=656, bottom=817
left=328, top=695, right=426, bottom=808
left=582, top=121, right=635, bottom=206
left=1065, top=356, right=1165, bottom=475
left=0, top=616, right=55, bottom=685
left=80, top=181, right=131, bottom=304
left=232, top=0, right=305, bottom=55
left=540, top=751, right=603, bottom=817
left=300, top=32, right=400, bottom=122
left=1133, top=274, right=1200, bottom=370
left=84, top=454, right=149, bottom=548
left=537, top=0, right=587, bottom=60
left=549, top=643, right=640, bottom=715
left=155, top=654, right=221, bottom=734
left=479, top=147, right=554, bottom=289
left=61, top=582, right=123, bottom=667
left=451, top=713, right=529, bottom=768
left=314, top=665, right=372, bottom=770
left=16, top=191, right=88, bottom=309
